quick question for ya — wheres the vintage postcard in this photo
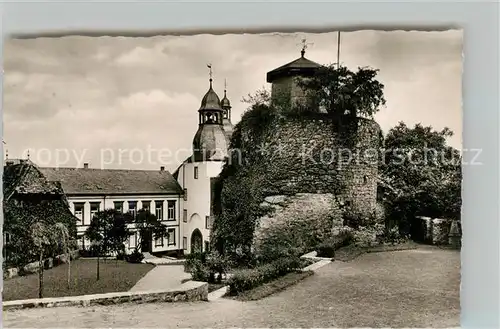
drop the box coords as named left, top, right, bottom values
left=3, top=30, right=462, bottom=327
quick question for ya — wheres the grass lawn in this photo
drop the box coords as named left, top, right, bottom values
left=3, top=258, right=155, bottom=301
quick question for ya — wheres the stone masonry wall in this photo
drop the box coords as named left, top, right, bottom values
left=253, top=193, right=343, bottom=258
left=247, top=116, right=381, bottom=219
left=3, top=281, right=208, bottom=311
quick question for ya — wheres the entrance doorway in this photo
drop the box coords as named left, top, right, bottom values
left=141, top=230, right=153, bottom=253
left=191, top=229, right=203, bottom=254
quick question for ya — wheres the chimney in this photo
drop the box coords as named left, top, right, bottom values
left=83, top=163, right=89, bottom=169
left=160, top=166, right=165, bottom=171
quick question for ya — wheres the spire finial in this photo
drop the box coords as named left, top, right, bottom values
left=27, top=149, right=30, bottom=160
left=5, top=148, right=8, bottom=160
left=207, top=63, right=213, bottom=87
left=224, top=78, right=227, bottom=95
left=297, top=38, right=313, bottom=57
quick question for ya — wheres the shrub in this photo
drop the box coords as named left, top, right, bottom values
left=316, top=241, right=336, bottom=258
left=115, top=251, right=125, bottom=261
left=184, top=251, right=233, bottom=283
left=316, top=229, right=354, bottom=257
left=125, top=249, right=144, bottom=263
left=227, top=256, right=303, bottom=295
left=351, top=224, right=385, bottom=248
left=383, top=226, right=409, bottom=245
left=206, top=251, right=233, bottom=283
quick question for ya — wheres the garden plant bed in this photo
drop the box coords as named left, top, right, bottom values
left=334, top=241, right=419, bottom=262
left=2, top=259, right=154, bottom=301
left=225, top=270, right=314, bottom=301
left=180, top=278, right=226, bottom=293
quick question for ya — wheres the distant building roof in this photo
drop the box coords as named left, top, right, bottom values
left=39, top=167, right=183, bottom=196
left=3, top=161, right=64, bottom=201
left=266, top=54, right=322, bottom=83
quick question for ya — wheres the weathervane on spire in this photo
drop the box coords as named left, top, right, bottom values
left=224, top=78, right=227, bottom=91
left=297, top=38, right=313, bottom=57
left=207, top=63, right=213, bottom=80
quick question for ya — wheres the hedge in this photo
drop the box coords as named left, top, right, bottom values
left=227, top=257, right=304, bottom=295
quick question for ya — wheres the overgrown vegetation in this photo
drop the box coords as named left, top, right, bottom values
left=316, top=230, right=354, bottom=258
left=212, top=64, right=387, bottom=266
left=3, top=163, right=77, bottom=272
left=297, top=64, right=386, bottom=119
left=379, top=122, right=462, bottom=238
left=226, top=257, right=305, bottom=296
left=184, top=251, right=233, bottom=283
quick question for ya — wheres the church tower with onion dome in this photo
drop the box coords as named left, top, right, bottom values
left=192, top=73, right=229, bottom=162
left=220, top=79, right=233, bottom=145
left=174, top=65, right=230, bottom=255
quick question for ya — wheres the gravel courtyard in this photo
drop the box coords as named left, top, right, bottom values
left=3, top=246, right=460, bottom=328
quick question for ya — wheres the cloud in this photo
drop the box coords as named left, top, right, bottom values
left=3, top=30, right=463, bottom=169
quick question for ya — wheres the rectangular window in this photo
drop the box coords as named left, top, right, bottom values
left=154, top=235, right=164, bottom=247
left=128, top=201, right=137, bottom=219
left=167, top=200, right=176, bottom=220
left=113, top=201, right=123, bottom=213
left=167, top=228, right=176, bottom=246
left=155, top=201, right=164, bottom=220
left=183, top=209, right=188, bottom=223
left=183, top=237, right=187, bottom=250
left=90, top=202, right=101, bottom=223
left=194, top=166, right=198, bottom=179
left=183, top=188, right=188, bottom=201
left=205, top=216, right=213, bottom=229
left=142, top=200, right=151, bottom=212
left=74, top=202, right=85, bottom=225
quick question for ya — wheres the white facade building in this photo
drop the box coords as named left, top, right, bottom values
left=39, top=165, right=185, bottom=255
left=34, top=76, right=233, bottom=257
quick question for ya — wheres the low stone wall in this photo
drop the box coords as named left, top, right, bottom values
left=4, top=250, right=80, bottom=280
left=3, top=281, right=208, bottom=311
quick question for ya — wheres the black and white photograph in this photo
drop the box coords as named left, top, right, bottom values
left=3, top=29, right=462, bottom=327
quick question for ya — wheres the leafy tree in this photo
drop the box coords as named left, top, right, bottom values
left=296, top=64, right=386, bottom=118
left=133, top=209, right=168, bottom=251
left=380, top=122, right=462, bottom=236
left=85, top=209, right=131, bottom=279
left=53, top=222, right=72, bottom=289
left=31, top=221, right=71, bottom=298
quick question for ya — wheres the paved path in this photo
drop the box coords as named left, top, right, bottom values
left=129, top=265, right=191, bottom=292
left=3, top=246, right=460, bottom=328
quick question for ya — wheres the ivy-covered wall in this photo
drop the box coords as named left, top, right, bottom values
left=212, top=105, right=382, bottom=259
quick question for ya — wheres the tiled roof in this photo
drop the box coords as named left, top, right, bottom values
left=266, top=56, right=322, bottom=83
left=3, top=161, right=65, bottom=201
left=39, top=167, right=183, bottom=195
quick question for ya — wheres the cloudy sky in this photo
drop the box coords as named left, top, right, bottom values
left=3, top=30, right=462, bottom=171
